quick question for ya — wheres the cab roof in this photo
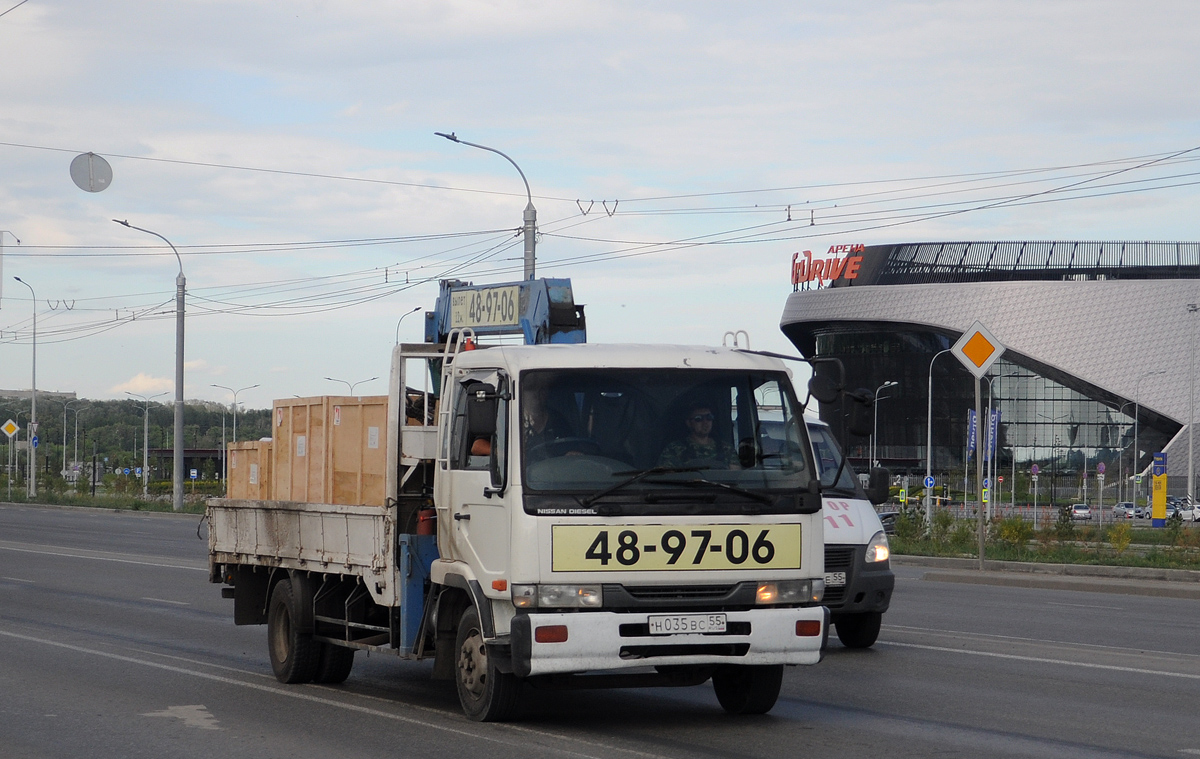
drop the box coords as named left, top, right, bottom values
left=451, top=343, right=791, bottom=375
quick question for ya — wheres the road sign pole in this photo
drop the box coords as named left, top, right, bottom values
left=976, top=376, right=985, bottom=570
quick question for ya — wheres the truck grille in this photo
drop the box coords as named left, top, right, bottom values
left=621, top=584, right=734, bottom=601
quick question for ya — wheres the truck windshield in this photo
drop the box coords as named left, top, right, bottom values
left=807, top=422, right=864, bottom=495
left=519, top=368, right=815, bottom=515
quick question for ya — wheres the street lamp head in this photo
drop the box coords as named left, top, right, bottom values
left=434, top=131, right=459, bottom=143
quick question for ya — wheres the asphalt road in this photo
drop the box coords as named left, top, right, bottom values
left=1, top=503, right=1197, bottom=759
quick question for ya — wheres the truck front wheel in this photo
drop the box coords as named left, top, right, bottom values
left=834, top=611, right=882, bottom=649
left=267, top=580, right=321, bottom=683
left=455, top=606, right=520, bottom=721
left=711, top=664, right=783, bottom=714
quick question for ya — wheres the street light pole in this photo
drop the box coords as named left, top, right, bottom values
left=13, top=276, right=36, bottom=497
left=871, top=380, right=898, bottom=468
left=1189, top=304, right=1198, bottom=507
left=114, top=220, right=186, bottom=512
left=211, top=384, right=259, bottom=444
left=395, top=306, right=422, bottom=344
left=1133, top=369, right=1166, bottom=511
left=126, top=392, right=167, bottom=497
left=925, top=349, right=952, bottom=525
left=435, top=132, right=537, bottom=280
left=325, top=376, right=379, bottom=396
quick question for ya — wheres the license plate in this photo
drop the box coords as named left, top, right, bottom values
left=647, top=613, right=727, bottom=635
left=824, top=572, right=846, bottom=587
left=551, top=524, right=802, bottom=572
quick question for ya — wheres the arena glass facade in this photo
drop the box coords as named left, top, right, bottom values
left=780, top=241, right=1200, bottom=508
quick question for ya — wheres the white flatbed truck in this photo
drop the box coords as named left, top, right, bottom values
left=209, top=338, right=842, bottom=719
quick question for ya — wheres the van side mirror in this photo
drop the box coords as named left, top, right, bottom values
left=866, top=467, right=890, bottom=505
left=807, top=374, right=839, bottom=405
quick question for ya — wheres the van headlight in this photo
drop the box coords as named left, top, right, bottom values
left=866, top=531, right=890, bottom=563
left=511, top=584, right=602, bottom=609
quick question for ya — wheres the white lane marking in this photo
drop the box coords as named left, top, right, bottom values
left=141, top=597, right=190, bottom=606
left=1045, top=601, right=1123, bottom=610
left=1179, top=749, right=1200, bottom=755
left=884, top=641, right=1200, bottom=680
left=0, top=628, right=671, bottom=759
left=129, top=645, right=671, bottom=759
left=0, top=542, right=205, bottom=572
left=3, top=577, right=35, bottom=583
left=143, top=704, right=220, bottom=730
left=885, top=623, right=1200, bottom=659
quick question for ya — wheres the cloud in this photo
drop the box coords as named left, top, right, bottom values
left=111, top=373, right=173, bottom=395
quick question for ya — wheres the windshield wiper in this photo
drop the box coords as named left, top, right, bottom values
left=645, top=477, right=774, bottom=506
left=579, top=466, right=704, bottom=507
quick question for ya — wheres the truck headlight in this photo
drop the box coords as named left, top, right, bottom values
left=510, top=584, right=603, bottom=609
left=866, top=530, right=890, bottom=563
left=757, top=579, right=822, bottom=604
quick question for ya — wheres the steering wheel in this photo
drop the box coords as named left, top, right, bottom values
left=528, top=437, right=603, bottom=458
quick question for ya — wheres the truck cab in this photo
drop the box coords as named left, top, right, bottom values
left=433, top=343, right=829, bottom=717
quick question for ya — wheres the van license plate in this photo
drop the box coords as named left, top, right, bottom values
left=825, top=572, right=846, bottom=587
left=647, top=613, right=727, bottom=636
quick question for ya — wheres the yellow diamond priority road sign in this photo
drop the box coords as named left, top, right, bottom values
left=951, top=321, right=1005, bottom=378
left=2, top=419, right=18, bottom=439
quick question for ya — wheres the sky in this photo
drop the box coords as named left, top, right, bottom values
left=1, top=1, right=1199, bottom=413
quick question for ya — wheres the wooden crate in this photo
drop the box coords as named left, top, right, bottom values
left=271, top=396, right=389, bottom=506
left=228, top=440, right=273, bottom=500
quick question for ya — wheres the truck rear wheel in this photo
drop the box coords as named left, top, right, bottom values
left=314, top=643, right=355, bottom=684
left=455, top=606, right=520, bottom=721
left=267, top=580, right=320, bottom=684
left=835, top=611, right=882, bottom=649
left=711, top=664, right=784, bottom=714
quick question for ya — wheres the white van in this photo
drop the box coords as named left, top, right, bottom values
left=806, top=418, right=895, bottom=648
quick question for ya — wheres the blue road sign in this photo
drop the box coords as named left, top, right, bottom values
left=983, top=477, right=989, bottom=487
left=924, top=475, right=935, bottom=488
left=123, top=468, right=130, bottom=475
left=31, top=435, right=39, bottom=449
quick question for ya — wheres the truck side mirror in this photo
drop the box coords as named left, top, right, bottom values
left=866, top=467, right=890, bottom=505
left=807, top=374, right=839, bottom=404
left=737, top=437, right=758, bottom=469
left=465, top=382, right=497, bottom=438
left=798, top=478, right=821, bottom=514
left=845, top=388, right=874, bottom=437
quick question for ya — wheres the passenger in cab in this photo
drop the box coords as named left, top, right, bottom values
left=658, top=404, right=736, bottom=469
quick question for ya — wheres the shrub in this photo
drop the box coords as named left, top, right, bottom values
left=1054, top=505, right=1076, bottom=542
left=1165, top=512, right=1185, bottom=547
left=931, top=508, right=956, bottom=544
left=894, top=504, right=925, bottom=542
left=996, top=515, right=1033, bottom=549
left=1107, top=522, right=1133, bottom=555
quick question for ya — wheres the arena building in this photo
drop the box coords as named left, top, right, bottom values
left=780, top=241, right=1200, bottom=506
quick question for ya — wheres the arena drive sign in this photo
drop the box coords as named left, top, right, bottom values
left=791, top=244, right=866, bottom=287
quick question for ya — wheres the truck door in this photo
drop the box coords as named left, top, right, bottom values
left=438, top=370, right=511, bottom=584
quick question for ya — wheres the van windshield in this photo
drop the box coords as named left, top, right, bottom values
left=807, top=422, right=864, bottom=495
left=519, top=368, right=815, bottom=516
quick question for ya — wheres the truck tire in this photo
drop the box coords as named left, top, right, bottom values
left=455, top=606, right=520, bottom=721
left=834, top=611, right=882, bottom=649
left=711, top=664, right=784, bottom=715
left=267, top=580, right=320, bottom=684
left=313, top=643, right=355, bottom=684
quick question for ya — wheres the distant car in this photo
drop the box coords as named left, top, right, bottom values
left=1114, top=501, right=1135, bottom=518
left=1071, top=503, right=1092, bottom=521
left=877, top=511, right=898, bottom=535
left=1135, top=505, right=1149, bottom=519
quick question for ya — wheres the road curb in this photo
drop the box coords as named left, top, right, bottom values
left=893, top=555, right=1200, bottom=598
